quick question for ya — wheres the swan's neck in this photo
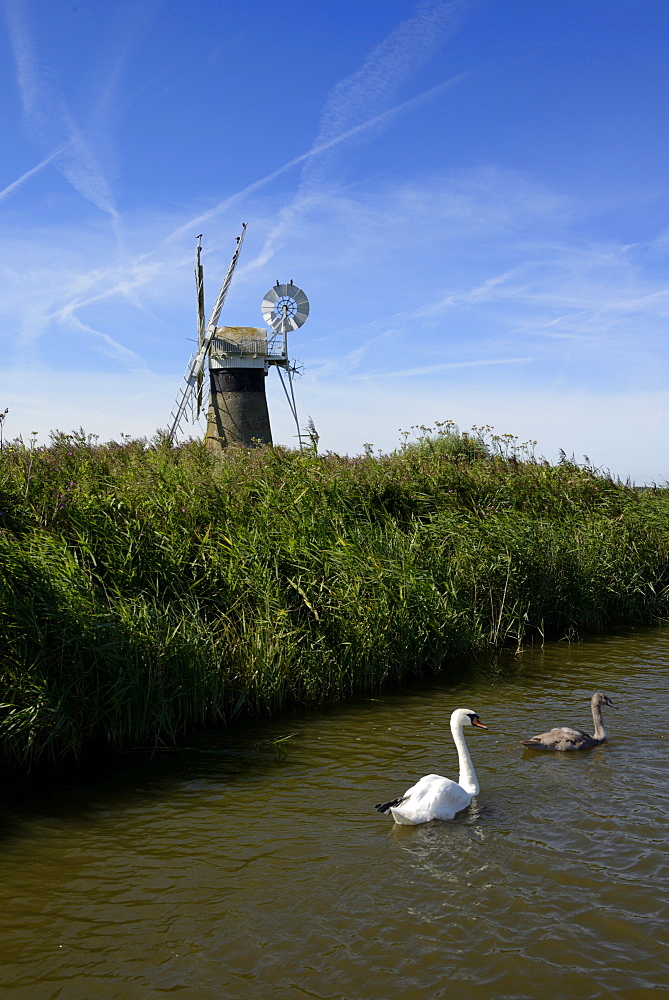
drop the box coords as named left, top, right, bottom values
left=452, top=721, right=479, bottom=795
left=591, top=700, right=607, bottom=740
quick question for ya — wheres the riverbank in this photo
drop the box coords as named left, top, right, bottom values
left=1, top=424, right=668, bottom=773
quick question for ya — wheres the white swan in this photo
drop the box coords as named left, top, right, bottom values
left=522, top=692, right=616, bottom=751
left=375, top=708, right=488, bottom=825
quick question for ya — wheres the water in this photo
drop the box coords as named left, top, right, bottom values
left=0, top=630, right=667, bottom=999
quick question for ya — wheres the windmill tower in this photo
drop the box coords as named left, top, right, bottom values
left=168, top=225, right=310, bottom=450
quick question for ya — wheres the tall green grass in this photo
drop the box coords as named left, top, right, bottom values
left=1, top=422, right=668, bottom=773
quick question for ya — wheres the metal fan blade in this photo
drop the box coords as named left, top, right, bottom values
left=261, top=282, right=310, bottom=333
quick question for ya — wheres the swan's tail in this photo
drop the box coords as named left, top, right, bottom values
left=375, top=796, right=406, bottom=814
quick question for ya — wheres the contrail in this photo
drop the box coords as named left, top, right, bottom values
left=164, top=71, right=470, bottom=248
left=58, top=310, right=150, bottom=372
left=301, top=0, right=472, bottom=193
left=245, top=0, right=473, bottom=272
left=355, top=357, right=535, bottom=380
left=0, top=143, right=69, bottom=202
left=61, top=70, right=473, bottom=336
left=79, top=25, right=473, bottom=320
left=4, top=0, right=119, bottom=221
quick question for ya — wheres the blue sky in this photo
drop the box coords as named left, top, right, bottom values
left=1, top=0, right=668, bottom=481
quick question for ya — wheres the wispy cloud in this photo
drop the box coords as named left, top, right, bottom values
left=240, top=0, right=474, bottom=272
left=1, top=0, right=667, bottom=483
left=302, top=0, right=471, bottom=192
left=16, top=0, right=472, bottom=346
left=164, top=71, right=470, bottom=252
left=2, top=160, right=669, bottom=477
left=0, top=0, right=174, bottom=364
left=57, top=309, right=150, bottom=372
left=0, top=143, right=70, bottom=202
left=4, top=0, right=118, bottom=220
left=402, top=268, right=531, bottom=320
left=352, top=356, right=535, bottom=379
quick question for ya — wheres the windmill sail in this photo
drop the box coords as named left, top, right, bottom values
left=167, top=223, right=247, bottom=442
left=195, top=236, right=206, bottom=413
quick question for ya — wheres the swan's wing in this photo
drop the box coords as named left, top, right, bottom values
left=401, top=775, right=438, bottom=799
left=374, top=777, right=428, bottom=814
left=374, top=772, right=450, bottom=814
left=390, top=774, right=472, bottom=824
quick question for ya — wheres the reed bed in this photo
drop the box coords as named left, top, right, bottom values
left=1, top=423, right=668, bottom=774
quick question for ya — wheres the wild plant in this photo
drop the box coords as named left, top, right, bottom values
left=0, top=423, right=667, bottom=773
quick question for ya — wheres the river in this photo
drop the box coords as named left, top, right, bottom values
left=0, top=629, right=667, bottom=998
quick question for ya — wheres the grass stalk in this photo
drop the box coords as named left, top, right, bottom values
left=0, top=423, right=668, bottom=774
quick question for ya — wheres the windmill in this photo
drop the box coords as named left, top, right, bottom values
left=167, top=225, right=310, bottom=450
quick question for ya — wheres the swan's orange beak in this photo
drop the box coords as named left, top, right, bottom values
left=471, top=715, right=488, bottom=729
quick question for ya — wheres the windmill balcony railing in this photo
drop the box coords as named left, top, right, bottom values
left=210, top=336, right=286, bottom=359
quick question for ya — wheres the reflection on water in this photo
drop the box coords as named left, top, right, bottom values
left=0, top=630, right=668, bottom=998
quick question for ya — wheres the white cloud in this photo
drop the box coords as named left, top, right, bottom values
left=2, top=163, right=666, bottom=451
left=353, top=357, right=535, bottom=379
left=56, top=310, right=150, bottom=372
left=301, top=0, right=471, bottom=194
left=245, top=0, right=473, bottom=275
left=1, top=2, right=668, bottom=486
left=0, top=144, right=69, bottom=203
left=3, top=0, right=122, bottom=222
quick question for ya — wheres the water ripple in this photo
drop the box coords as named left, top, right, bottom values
left=0, top=628, right=667, bottom=997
